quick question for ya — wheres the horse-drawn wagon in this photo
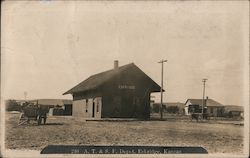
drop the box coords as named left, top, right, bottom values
left=191, top=113, right=209, bottom=121
left=18, top=104, right=49, bottom=126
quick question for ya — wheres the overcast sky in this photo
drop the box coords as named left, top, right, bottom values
left=1, top=1, right=249, bottom=106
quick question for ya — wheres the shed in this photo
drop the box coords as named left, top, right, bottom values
left=224, top=105, right=244, bottom=118
left=63, top=61, right=161, bottom=119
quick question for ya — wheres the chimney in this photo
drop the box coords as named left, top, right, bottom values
left=205, top=96, right=208, bottom=107
left=114, top=60, right=119, bottom=69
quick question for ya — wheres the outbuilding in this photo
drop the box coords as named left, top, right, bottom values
left=63, top=61, right=161, bottom=119
left=184, top=98, right=224, bottom=117
left=224, top=105, right=244, bottom=118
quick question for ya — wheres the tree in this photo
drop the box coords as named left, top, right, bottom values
left=5, top=100, right=21, bottom=111
left=166, top=106, right=179, bottom=114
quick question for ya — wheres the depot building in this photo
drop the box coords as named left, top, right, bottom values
left=63, top=61, right=161, bottom=119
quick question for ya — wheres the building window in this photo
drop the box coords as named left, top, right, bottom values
left=211, top=107, right=214, bottom=113
left=86, top=99, right=88, bottom=113
left=97, top=101, right=99, bottom=113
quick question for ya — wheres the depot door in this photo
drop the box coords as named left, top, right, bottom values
left=92, top=101, right=95, bottom=117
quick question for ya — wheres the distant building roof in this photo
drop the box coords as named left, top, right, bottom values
left=15, top=100, right=27, bottom=103
left=185, top=99, right=224, bottom=107
left=153, top=102, right=184, bottom=107
left=164, top=102, right=185, bottom=107
left=224, top=105, right=244, bottom=112
left=30, top=99, right=72, bottom=106
left=154, top=102, right=184, bottom=106
left=62, top=100, right=73, bottom=105
left=63, top=63, right=161, bottom=95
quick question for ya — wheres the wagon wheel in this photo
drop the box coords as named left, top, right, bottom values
left=37, top=116, right=42, bottom=125
left=18, top=113, right=28, bottom=126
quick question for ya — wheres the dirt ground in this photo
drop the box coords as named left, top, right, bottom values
left=5, top=112, right=244, bottom=154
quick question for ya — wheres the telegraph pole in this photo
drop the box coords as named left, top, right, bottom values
left=201, top=78, right=208, bottom=115
left=158, top=59, right=167, bottom=120
left=24, top=91, right=27, bottom=101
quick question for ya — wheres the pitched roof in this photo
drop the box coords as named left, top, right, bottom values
left=164, top=102, right=185, bottom=107
left=224, top=105, right=244, bottom=112
left=62, top=100, right=73, bottom=105
left=185, top=99, right=224, bottom=107
left=153, top=102, right=185, bottom=108
left=63, top=63, right=161, bottom=95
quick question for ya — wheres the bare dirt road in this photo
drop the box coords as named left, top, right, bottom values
left=5, top=113, right=243, bottom=154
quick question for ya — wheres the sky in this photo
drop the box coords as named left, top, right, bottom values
left=1, top=1, right=249, bottom=106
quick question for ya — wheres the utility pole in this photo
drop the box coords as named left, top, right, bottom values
left=201, top=78, right=208, bottom=115
left=158, top=59, right=167, bottom=120
left=24, top=91, right=27, bottom=101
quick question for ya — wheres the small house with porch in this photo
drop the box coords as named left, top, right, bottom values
left=184, top=98, right=224, bottom=117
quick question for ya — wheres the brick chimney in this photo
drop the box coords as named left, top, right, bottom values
left=114, top=60, right=119, bottom=69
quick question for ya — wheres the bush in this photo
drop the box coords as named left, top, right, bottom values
left=166, top=106, right=179, bottom=114
left=5, top=100, right=21, bottom=111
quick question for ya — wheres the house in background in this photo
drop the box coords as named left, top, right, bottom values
left=63, top=61, right=161, bottom=119
left=224, top=105, right=244, bottom=118
left=184, top=98, right=224, bottom=117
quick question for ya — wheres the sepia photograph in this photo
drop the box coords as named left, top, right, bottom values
left=1, top=0, right=249, bottom=157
